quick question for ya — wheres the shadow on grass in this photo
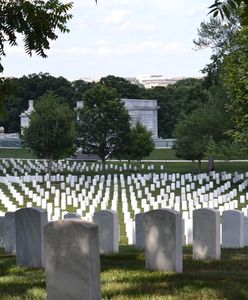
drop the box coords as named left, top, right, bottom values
left=0, top=249, right=45, bottom=298
left=101, top=246, right=248, bottom=300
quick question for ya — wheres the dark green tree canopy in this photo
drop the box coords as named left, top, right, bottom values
left=23, top=91, right=76, bottom=160
left=78, top=84, right=131, bottom=165
left=209, top=0, right=248, bottom=24
left=174, top=103, right=230, bottom=162
left=222, top=26, right=248, bottom=147
left=127, top=122, right=155, bottom=161
left=1, top=73, right=82, bottom=132
left=0, top=0, right=73, bottom=72
left=99, top=75, right=144, bottom=99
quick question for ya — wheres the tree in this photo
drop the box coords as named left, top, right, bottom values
left=145, top=78, right=209, bottom=138
left=222, top=26, right=248, bottom=147
left=208, top=1, right=248, bottom=24
left=127, top=122, right=155, bottom=162
left=0, top=0, right=73, bottom=72
left=23, top=92, right=76, bottom=175
left=174, top=104, right=229, bottom=169
left=78, top=84, right=131, bottom=169
left=193, top=15, right=239, bottom=85
left=1, top=73, right=80, bottom=132
left=99, top=75, right=144, bottom=99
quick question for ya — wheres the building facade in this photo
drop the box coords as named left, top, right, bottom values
left=20, top=98, right=159, bottom=138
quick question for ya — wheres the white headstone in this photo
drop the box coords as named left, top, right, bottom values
left=0, top=216, right=4, bottom=248
left=193, top=208, right=220, bottom=260
left=64, top=212, right=81, bottom=219
left=135, top=213, right=145, bottom=250
left=222, top=210, right=244, bottom=248
left=3, top=212, right=16, bottom=254
left=93, top=209, right=119, bottom=254
left=15, top=207, right=48, bottom=268
left=144, top=209, right=182, bottom=272
left=44, top=219, right=101, bottom=300
left=244, top=216, right=248, bottom=246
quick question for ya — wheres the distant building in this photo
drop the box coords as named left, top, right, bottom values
left=20, top=100, right=34, bottom=134
left=135, top=75, right=185, bottom=89
left=77, top=75, right=202, bottom=89
left=20, top=98, right=159, bottom=140
left=122, top=99, right=159, bottom=138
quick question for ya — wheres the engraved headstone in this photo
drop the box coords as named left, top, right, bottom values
left=244, top=216, right=248, bottom=246
left=93, top=209, right=119, bottom=254
left=222, top=210, right=244, bottom=248
left=15, top=207, right=48, bottom=268
left=64, top=212, right=81, bottom=219
left=135, top=213, right=145, bottom=250
left=44, top=219, right=101, bottom=300
left=144, top=209, right=182, bottom=272
left=0, top=216, right=4, bottom=248
left=193, top=208, right=220, bottom=260
left=3, top=212, right=16, bottom=254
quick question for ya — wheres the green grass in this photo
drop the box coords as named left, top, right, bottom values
left=1, top=246, right=248, bottom=299
left=0, top=148, right=35, bottom=159
left=145, top=148, right=179, bottom=160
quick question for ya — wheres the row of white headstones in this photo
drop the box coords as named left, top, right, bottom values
left=2, top=206, right=246, bottom=299
left=0, top=158, right=158, bottom=175
left=0, top=167, right=248, bottom=245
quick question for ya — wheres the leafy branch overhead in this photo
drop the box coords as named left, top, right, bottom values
left=209, top=0, right=248, bottom=24
left=0, top=0, right=73, bottom=72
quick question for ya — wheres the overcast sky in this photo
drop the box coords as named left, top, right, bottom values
left=2, top=0, right=214, bottom=80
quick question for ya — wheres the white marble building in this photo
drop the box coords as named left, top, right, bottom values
left=20, top=98, right=159, bottom=138
left=122, top=99, right=159, bottom=138
left=20, top=100, right=34, bottom=133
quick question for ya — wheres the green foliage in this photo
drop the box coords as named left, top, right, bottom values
left=23, top=92, right=76, bottom=160
left=127, top=122, right=155, bottom=161
left=206, top=137, right=247, bottom=160
left=1, top=73, right=81, bottom=132
left=222, top=26, right=248, bottom=147
left=194, top=16, right=239, bottom=85
left=99, top=75, right=144, bottom=98
left=145, top=78, right=209, bottom=138
left=208, top=0, right=248, bottom=25
left=78, top=84, right=131, bottom=164
left=0, top=0, right=73, bottom=72
left=174, top=104, right=229, bottom=162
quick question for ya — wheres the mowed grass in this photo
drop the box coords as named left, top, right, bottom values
left=1, top=246, right=248, bottom=299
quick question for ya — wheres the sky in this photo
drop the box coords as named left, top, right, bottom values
left=2, top=0, right=214, bottom=81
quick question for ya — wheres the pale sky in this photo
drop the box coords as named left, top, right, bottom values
left=2, top=0, right=214, bottom=80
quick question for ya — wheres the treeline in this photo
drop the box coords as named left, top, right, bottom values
left=2, top=73, right=215, bottom=139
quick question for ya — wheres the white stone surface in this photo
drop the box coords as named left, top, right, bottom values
left=144, top=209, right=182, bottom=272
left=222, top=210, right=244, bottom=248
left=135, top=213, right=145, bottom=250
left=123, top=99, right=159, bottom=137
left=15, top=207, right=48, bottom=268
left=193, top=208, right=220, bottom=260
left=3, top=212, right=16, bottom=254
left=244, top=216, right=248, bottom=246
left=0, top=216, right=4, bottom=248
left=64, top=212, right=81, bottom=219
left=44, top=219, right=101, bottom=300
left=93, top=209, right=119, bottom=254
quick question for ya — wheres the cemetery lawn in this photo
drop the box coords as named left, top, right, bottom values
left=1, top=246, right=248, bottom=300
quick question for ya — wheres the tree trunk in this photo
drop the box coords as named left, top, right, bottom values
left=102, top=157, right=106, bottom=174
left=208, top=157, right=215, bottom=172
left=198, top=159, right=201, bottom=172
left=47, top=159, right=52, bottom=181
